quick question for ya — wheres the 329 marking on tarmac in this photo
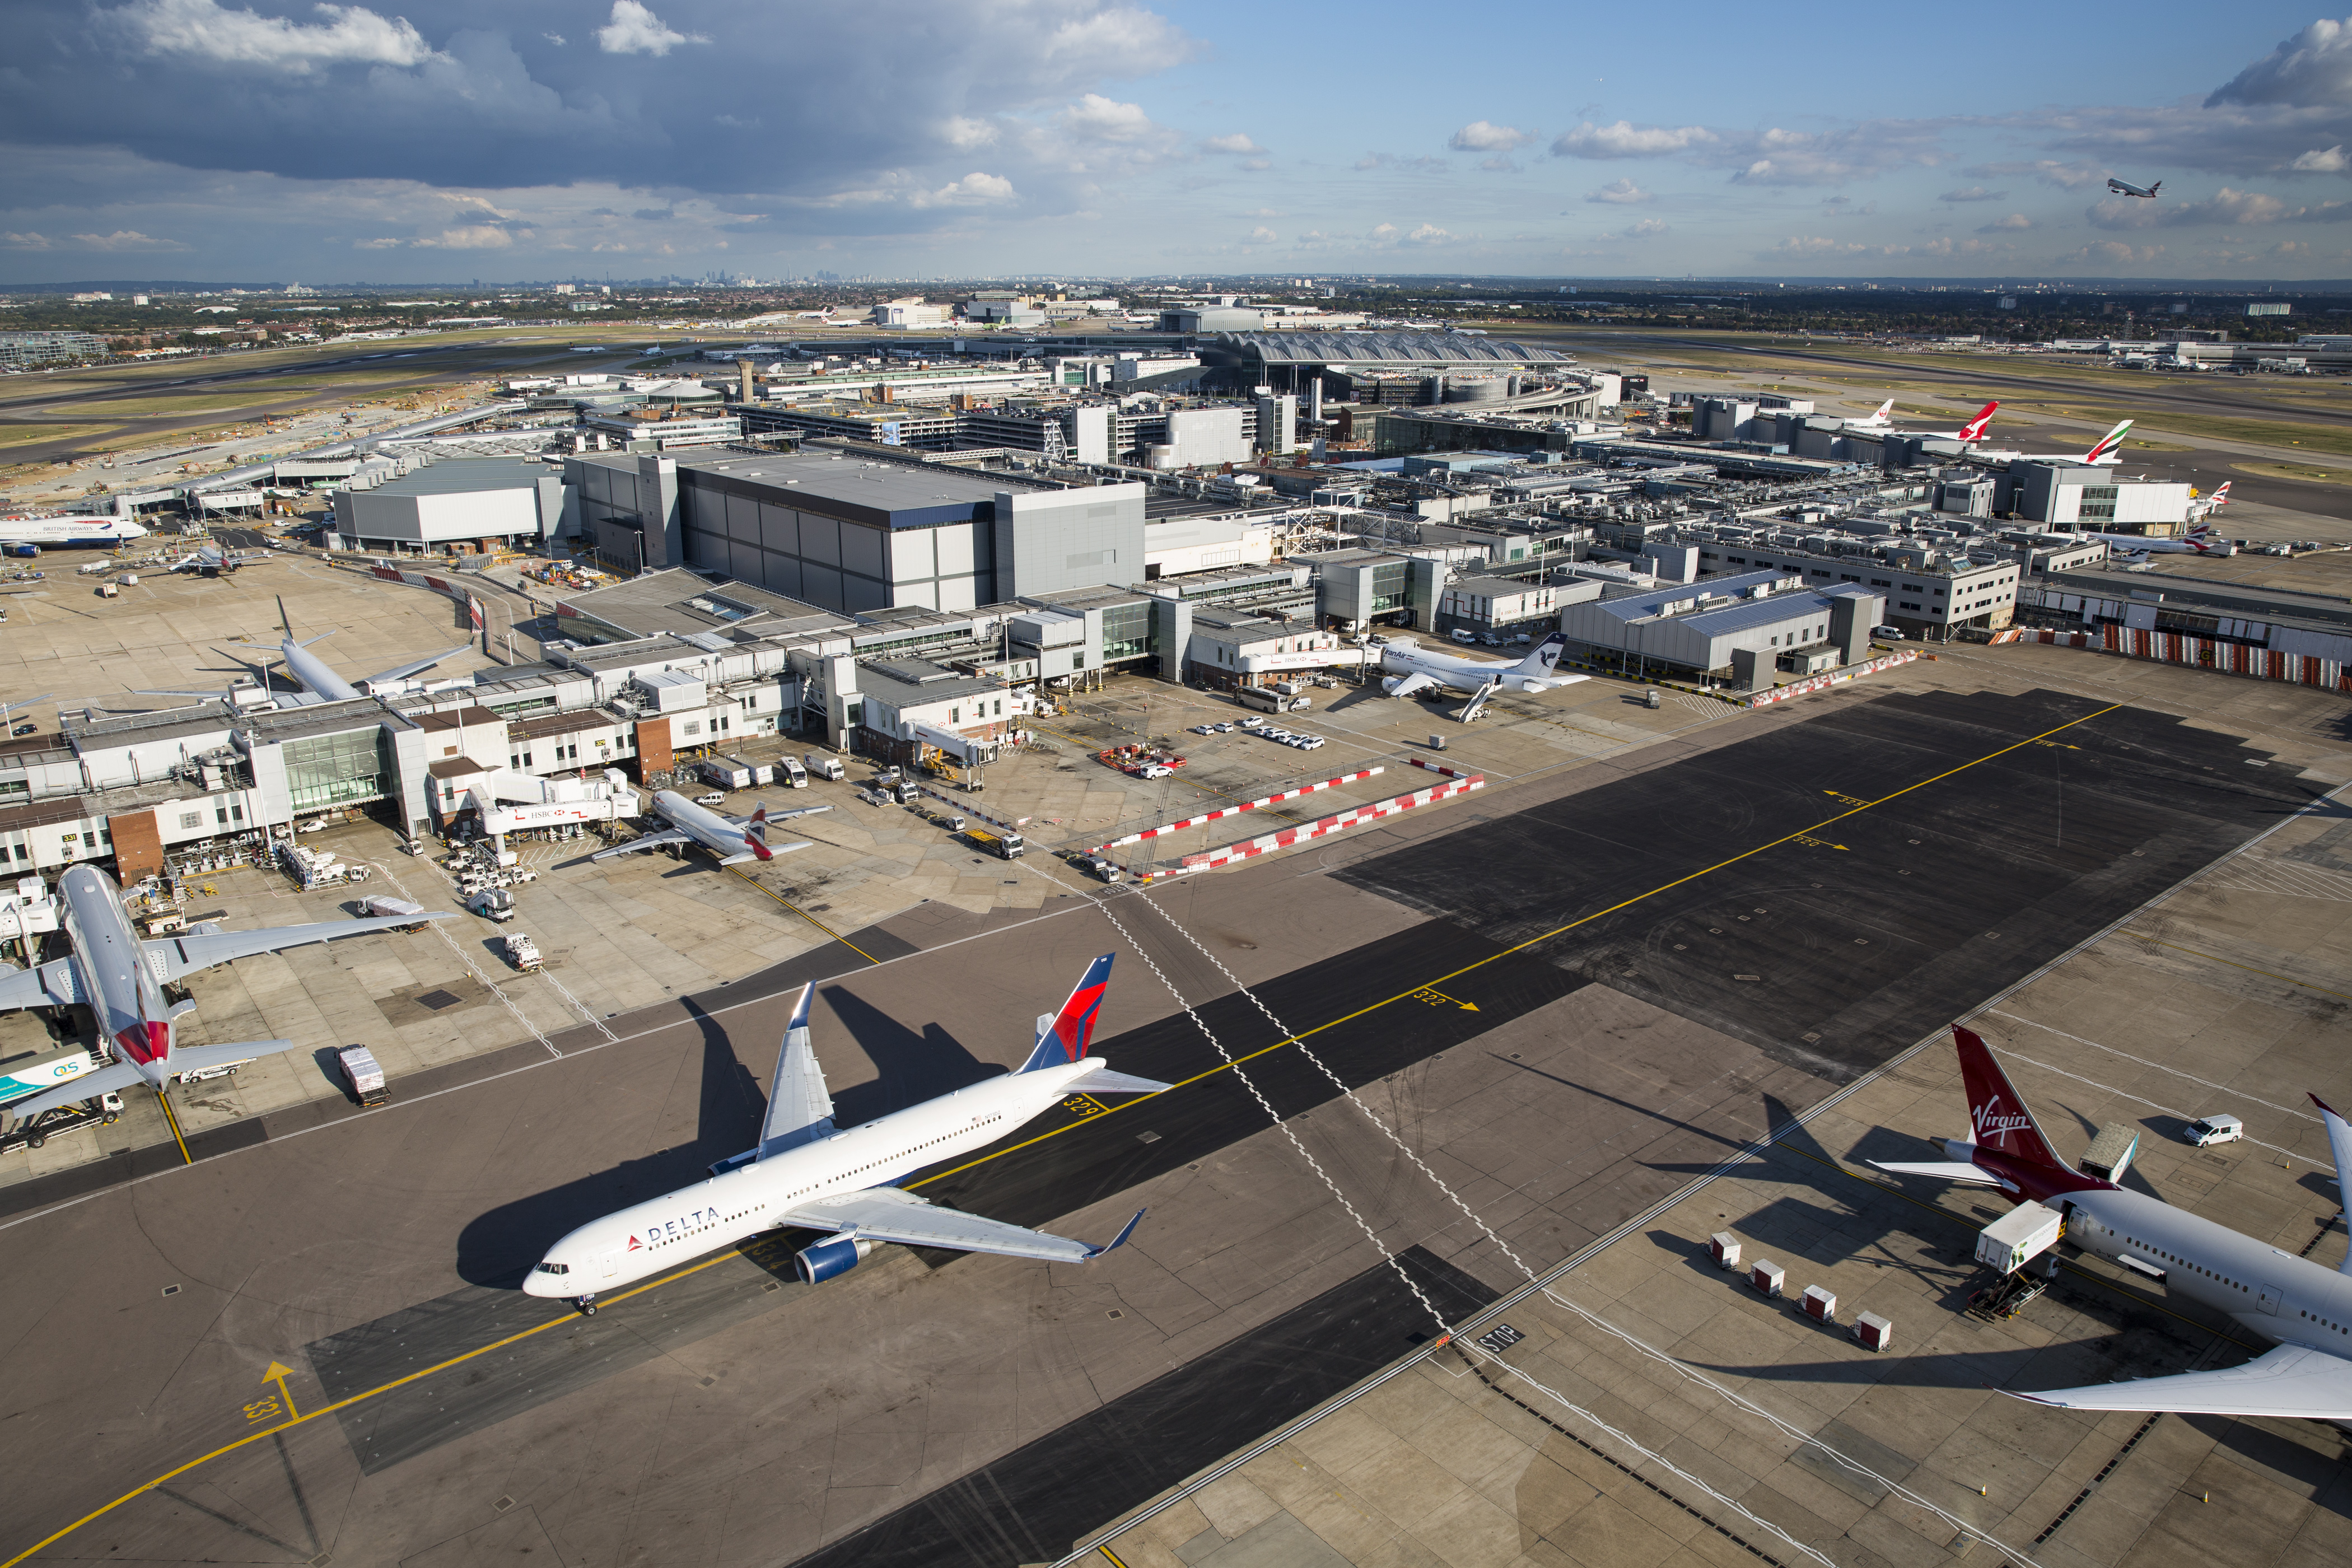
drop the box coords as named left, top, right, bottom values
left=1409, top=987, right=1480, bottom=1011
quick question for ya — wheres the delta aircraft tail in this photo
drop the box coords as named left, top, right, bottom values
left=1021, top=954, right=1114, bottom=1072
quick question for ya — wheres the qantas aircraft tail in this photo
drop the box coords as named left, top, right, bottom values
left=1955, top=401, right=1999, bottom=442
left=1954, top=1025, right=2065, bottom=1170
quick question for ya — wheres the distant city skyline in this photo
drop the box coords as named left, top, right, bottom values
left=5, top=2, right=2352, bottom=284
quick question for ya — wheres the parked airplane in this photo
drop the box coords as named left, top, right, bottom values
left=1841, top=398, right=1897, bottom=431
left=590, top=791, right=830, bottom=866
left=524, top=955, right=1164, bottom=1312
left=1875, top=1025, right=2352, bottom=1422
left=1996, top=418, right=2134, bottom=467
left=0, top=865, right=453, bottom=1128
left=2092, top=521, right=2232, bottom=558
left=2190, top=481, right=2233, bottom=521
left=136, top=597, right=468, bottom=708
left=1900, top=400, right=2001, bottom=443
left=1380, top=631, right=1588, bottom=700
left=0, top=515, right=149, bottom=549
left=2107, top=176, right=2162, bottom=199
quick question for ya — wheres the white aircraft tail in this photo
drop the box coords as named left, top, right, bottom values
left=2080, top=419, right=2131, bottom=464
left=1512, top=632, right=1570, bottom=678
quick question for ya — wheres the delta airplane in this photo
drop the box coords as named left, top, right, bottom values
left=1875, top=1026, right=2352, bottom=1422
left=1380, top=630, right=1589, bottom=701
left=0, top=865, right=452, bottom=1128
left=2107, top=176, right=2161, bottom=199
left=0, top=515, right=150, bottom=549
left=2090, top=520, right=2232, bottom=558
left=590, top=790, right=830, bottom=867
left=524, top=955, right=1165, bottom=1313
left=137, top=598, right=468, bottom=709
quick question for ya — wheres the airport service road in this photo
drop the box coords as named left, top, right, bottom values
left=0, top=685, right=2317, bottom=1568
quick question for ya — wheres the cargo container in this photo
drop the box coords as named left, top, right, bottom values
left=1975, top=1200, right=2063, bottom=1275
left=725, top=754, right=773, bottom=787
left=339, top=1045, right=390, bottom=1107
left=2079, top=1123, right=2140, bottom=1183
left=696, top=759, right=752, bottom=791
left=361, top=894, right=429, bottom=933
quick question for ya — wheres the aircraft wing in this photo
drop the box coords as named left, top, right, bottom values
left=1, top=1060, right=148, bottom=1125
left=1869, top=1159, right=2005, bottom=1187
left=2005, top=1343, right=2352, bottom=1420
left=0, top=957, right=87, bottom=1011
left=363, top=644, right=472, bottom=688
left=144, top=914, right=453, bottom=984
left=757, top=984, right=835, bottom=1158
left=1384, top=671, right=1441, bottom=699
left=726, top=804, right=833, bottom=827
left=590, top=828, right=692, bottom=860
left=778, top=1186, right=1143, bottom=1263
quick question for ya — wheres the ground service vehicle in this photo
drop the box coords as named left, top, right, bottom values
left=1235, top=687, right=1310, bottom=715
left=2186, top=1113, right=2243, bottom=1147
left=965, top=825, right=1024, bottom=858
left=361, top=894, right=430, bottom=932
left=780, top=757, right=808, bottom=788
left=697, top=759, right=753, bottom=791
left=466, top=887, right=517, bottom=921
left=339, top=1046, right=389, bottom=1107
left=806, top=754, right=846, bottom=782
left=503, top=932, right=543, bottom=973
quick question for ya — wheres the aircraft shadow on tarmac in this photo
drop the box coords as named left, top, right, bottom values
left=451, top=990, right=1002, bottom=1287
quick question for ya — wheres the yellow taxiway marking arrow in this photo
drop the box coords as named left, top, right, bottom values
left=1410, top=987, right=1479, bottom=1011
left=263, top=1361, right=297, bottom=1420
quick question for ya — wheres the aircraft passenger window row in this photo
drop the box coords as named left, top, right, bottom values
left=2299, top=1312, right=2346, bottom=1333
left=2122, top=1236, right=2246, bottom=1292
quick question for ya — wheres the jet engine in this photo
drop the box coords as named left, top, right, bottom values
left=1380, top=675, right=1408, bottom=696
left=795, top=1235, right=879, bottom=1284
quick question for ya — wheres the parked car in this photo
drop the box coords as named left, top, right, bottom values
left=1450, top=629, right=1477, bottom=644
left=1191, top=724, right=1215, bottom=735
left=695, top=791, right=726, bottom=806
left=2185, top=1113, right=2243, bottom=1147
left=1138, top=763, right=1174, bottom=779
left=10, top=723, right=32, bottom=738
left=1872, top=624, right=1905, bottom=640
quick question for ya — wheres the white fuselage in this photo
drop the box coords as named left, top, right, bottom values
left=2058, top=1184, right=2352, bottom=1352
left=0, top=517, right=149, bottom=548
left=55, top=866, right=176, bottom=1086
left=2078, top=530, right=2223, bottom=557
left=524, top=1056, right=1103, bottom=1298
left=650, top=790, right=758, bottom=857
left=1380, top=642, right=1578, bottom=696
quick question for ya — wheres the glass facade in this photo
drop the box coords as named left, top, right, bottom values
left=1101, top=601, right=1152, bottom=662
left=283, top=728, right=395, bottom=813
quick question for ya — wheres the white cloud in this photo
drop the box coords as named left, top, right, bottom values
left=941, top=117, right=999, bottom=150
left=69, top=228, right=189, bottom=250
left=1201, top=132, right=1263, bottom=155
left=1551, top=120, right=1715, bottom=158
left=2208, top=18, right=2352, bottom=108
left=1978, top=213, right=2032, bottom=231
left=0, top=232, right=54, bottom=249
left=353, top=236, right=403, bottom=248
left=1585, top=178, right=1651, bottom=204
left=919, top=171, right=1017, bottom=207
left=1939, top=185, right=2004, bottom=202
left=411, top=224, right=515, bottom=249
left=1247, top=225, right=1275, bottom=244
left=1963, top=159, right=2106, bottom=190
left=1623, top=217, right=1668, bottom=237
left=1478, top=156, right=1518, bottom=173
left=2087, top=185, right=2332, bottom=228
left=1061, top=95, right=1159, bottom=142
left=595, top=1, right=706, bottom=57
left=1450, top=120, right=1533, bottom=153
left=2292, top=144, right=2350, bottom=172
left=109, top=0, right=433, bottom=72
left=2060, top=240, right=2166, bottom=267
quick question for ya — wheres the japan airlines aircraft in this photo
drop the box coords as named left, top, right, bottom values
left=2089, top=521, right=2232, bottom=558
left=525, top=955, right=1166, bottom=1312
left=1380, top=631, right=1588, bottom=701
left=0, top=515, right=150, bottom=549
left=136, top=598, right=468, bottom=709
left=1841, top=398, right=1897, bottom=431
left=1875, top=1026, right=2352, bottom=1423
left=589, top=790, right=830, bottom=867
left=2107, top=176, right=2161, bottom=199
left=0, top=865, right=452, bottom=1128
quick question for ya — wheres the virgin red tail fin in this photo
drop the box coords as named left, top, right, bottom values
left=1953, top=1025, right=2063, bottom=1169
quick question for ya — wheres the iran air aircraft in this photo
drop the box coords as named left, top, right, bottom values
left=0, top=865, right=452, bottom=1128
left=1380, top=630, right=1588, bottom=700
left=589, top=791, right=830, bottom=867
left=524, top=955, right=1164, bottom=1312
left=1875, top=1026, right=2352, bottom=1423
left=138, top=598, right=468, bottom=709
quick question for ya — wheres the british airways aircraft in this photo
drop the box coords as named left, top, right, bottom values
left=0, top=865, right=452, bottom=1127
left=2107, top=176, right=2161, bottom=199
left=1380, top=630, right=1588, bottom=701
left=1876, top=1026, right=2352, bottom=1422
left=525, top=955, right=1165, bottom=1313
left=0, top=515, right=150, bottom=549
left=136, top=598, right=468, bottom=710
left=589, top=790, right=830, bottom=867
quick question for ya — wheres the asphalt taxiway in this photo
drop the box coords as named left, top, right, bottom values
left=0, top=677, right=2336, bottom=1567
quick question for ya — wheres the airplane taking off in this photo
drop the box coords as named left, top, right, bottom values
left=0, top=865, right=454, bottom=1127
left=1874, top=1026, right=2352, bottom=1422
left=1380, top=631, right=1588, bottom=701
left=589, top=790, right=830, bottom=867
left=525, top=955, right=1166, bottom=1312
left=2107, top=176, right=2161, bottom=198
left=136, top=597, right=468, bottom=709
left=2089, top=520, right=2232, bottom=558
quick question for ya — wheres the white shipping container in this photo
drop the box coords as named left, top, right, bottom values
left=1976, top=1200, right=2064, bottom=1275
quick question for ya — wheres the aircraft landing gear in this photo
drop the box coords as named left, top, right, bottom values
left=574, top=1294, right=598, bottom=1316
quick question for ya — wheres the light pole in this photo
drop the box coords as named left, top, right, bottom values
left=0, top=692, right=56, bottom=740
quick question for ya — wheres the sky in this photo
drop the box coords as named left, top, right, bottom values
left=5, top=2, right=2352, bottom=285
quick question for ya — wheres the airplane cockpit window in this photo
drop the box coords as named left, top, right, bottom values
left=534, top=1261, right=570, bottom=1275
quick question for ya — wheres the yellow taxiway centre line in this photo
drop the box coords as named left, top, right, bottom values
left=726, top=865, right=883, bottom=967
left=909, top=702, right=2128, bottom=1191
left=156, top=1089, right=192, bottom=1165
left=4, top=702, right=2129, bottom=1566
left=0, top=1248, right=751, bottom=1568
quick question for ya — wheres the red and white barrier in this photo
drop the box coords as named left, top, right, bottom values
left=1408, top=757, right=1474, bottom=778
left=1090, top=768, right=1382, bottom=853
left=1135, top=774, right=1483, bottom=879
left=2007, top=623, right=2352, bottom=692
left=1745, top=648, right=1919, bottom=707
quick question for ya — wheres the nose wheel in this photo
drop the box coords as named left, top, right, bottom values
left=574, top=1294, right=598, bottom=1316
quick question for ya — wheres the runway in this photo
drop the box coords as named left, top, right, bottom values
left=0, top=684, right=2316, bottom=1568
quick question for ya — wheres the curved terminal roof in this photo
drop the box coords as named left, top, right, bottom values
left=1209, top=331, right=1579, bottom=367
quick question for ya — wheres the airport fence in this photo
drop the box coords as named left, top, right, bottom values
left=1133, top=773, right=1485, bottom=880
left=1743, top=648, right=1921, bottom=708
left=1993, top=624, right=2352, bottom=692
left=1088, top=767, right=1383, bottom=855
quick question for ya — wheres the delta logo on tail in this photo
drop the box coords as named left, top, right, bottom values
left=1023, top=954, right=1114, bottom=1071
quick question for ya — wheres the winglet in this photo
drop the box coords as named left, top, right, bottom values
left=787, top=979, right=814, bottom=1035
left=1019, top=953, right=1114, bottom=1072
left=1086, top=1208, right=1146, bottom=1258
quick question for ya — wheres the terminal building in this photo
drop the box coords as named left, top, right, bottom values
left=1556, top=571, right=1884, bottom=685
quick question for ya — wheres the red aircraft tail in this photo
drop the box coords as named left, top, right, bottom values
left=1954, top=1025, right=2064, bottom=1169
left=745, top=804, right=773, bottom=861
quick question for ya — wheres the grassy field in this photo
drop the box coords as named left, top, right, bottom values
left=2236, top=461, right=2352, bottom=486
left=0, top=423, right=116, bottom=452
